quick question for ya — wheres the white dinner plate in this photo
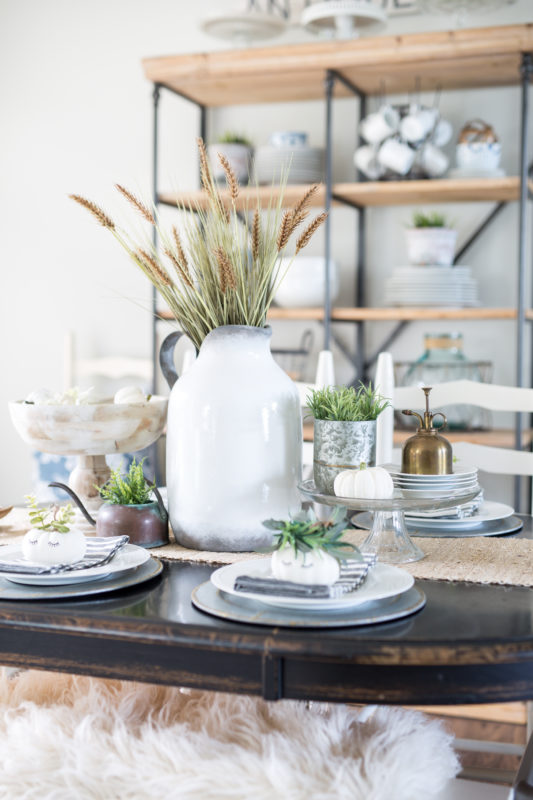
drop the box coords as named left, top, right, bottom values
left=210, top=558, right=414, bottom=612
left=404, top=500, right=515, bottom=529
left=0, top=544, right=150, bottom=586
left=386, top=464, right=478, bottom=479
left=399, top=483, right=480, bottom=499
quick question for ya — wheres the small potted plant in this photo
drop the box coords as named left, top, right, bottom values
left=307, top=384, right=389, bottom=494
left=96, top=459, right=168, bottom=548
left=50, top=458, right=168, bottom=548
left=22, top=496, right=86, bottom=565
left=207, top=132, right=253, bottom=186
left=405, top=211, right=457, bottom=267
left=264, top=509, right=361, bottom=586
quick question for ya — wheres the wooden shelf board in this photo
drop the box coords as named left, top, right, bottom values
left=303, top=422, right=532, bottom=449
left=268, top=307, right=519, bottom=322
left=159, top=307, right=525, bottom=322
left=158, top=184, right=326, bottom=212
left=142, top=24, right=533, bottom=106
left=334, top=176, right=523, bottom=206
left=159, top=176, right=524, bottom=212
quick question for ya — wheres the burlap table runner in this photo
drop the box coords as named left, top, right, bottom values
left=2, top=507, right=533, bottom=587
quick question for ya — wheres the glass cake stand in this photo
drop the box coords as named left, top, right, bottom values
left=298, top=479, right=482, bottom=564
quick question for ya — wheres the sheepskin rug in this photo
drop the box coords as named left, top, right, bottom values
left=0, top=669, right=459, bottom=800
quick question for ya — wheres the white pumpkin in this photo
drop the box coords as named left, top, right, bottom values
left=22, top=528, right=87, bottom=565
left=114, top=385, right=146, bottom=404
left=334, top=464, right=394, bottom=500
left=271, top=545, right=340, bottom=585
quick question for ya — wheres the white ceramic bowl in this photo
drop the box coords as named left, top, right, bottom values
left=8, top=396, right=168, bottom=455
left=274, top=257, right=339, bottom=308
left=456, top=141, right=501, bottom=172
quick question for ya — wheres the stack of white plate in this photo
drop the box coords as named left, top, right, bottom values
left=387, top=464, right=480, bottom=499
left=253, top=145, right=324, bottom=185
left=384, top=266, right=479, bottom=307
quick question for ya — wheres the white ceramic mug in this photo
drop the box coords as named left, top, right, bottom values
left=421, top=142, right=449, bottom=177
left=378, top=138, right=415, bottom=176
left=353, top=145, right=384, bottom=180
left=359, top=106, right=400, bottom=145
left=432, top=118, right=453, bottom=148
left=456, top=141, right=502, bottom=171
left=400, top=107, right=438, bottom=143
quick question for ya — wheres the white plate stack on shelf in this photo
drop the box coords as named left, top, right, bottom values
left=253, top=131, right=324, bottom=185
left=387, top=464, right=480, bottom=499
left=384, top=266, right=479, bottom=307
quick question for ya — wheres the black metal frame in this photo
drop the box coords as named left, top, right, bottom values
left=151, top=52, right=533, bottom=506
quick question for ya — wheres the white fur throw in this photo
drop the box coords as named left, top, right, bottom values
left=0, top=669, right=459, bottom=799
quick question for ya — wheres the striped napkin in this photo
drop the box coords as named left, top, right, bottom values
left=234, top=554, right=377, bottom=600
left=405, top=490, right=484, bottom=521
left=0, top=536, right=129, bottom=576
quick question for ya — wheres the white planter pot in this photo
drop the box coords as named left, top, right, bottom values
left=207, top=143, right=251, bottom=185
left=405, top=228, right=457, bottom=267
left=274, top=257, right=339, bottom=308
left=163, top=325, right=302, bottom=551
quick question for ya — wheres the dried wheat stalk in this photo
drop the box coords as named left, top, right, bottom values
left=164, top=248, right=194, bottom=289
left=218, top=153, right=239, bottom=202
left=214, top=246, right=237, bottom=293
left=115, top=184, right=155, bottom=225
left=69, top=195, right=115, bottom=229
left=251, top=209, right=261, bottom=261
left=137, top=248, right=172, bottom=286
left=277, top=210, right=293, bottom=251
left=295, top=212, right=328, bottom=254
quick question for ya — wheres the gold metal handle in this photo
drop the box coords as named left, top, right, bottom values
left=402, top=409, right=424, bottom=427
left=431, top=411, right=448, bottom=431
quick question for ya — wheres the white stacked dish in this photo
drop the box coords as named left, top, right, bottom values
left=253, top=145, right=324, bottom=185
left=387, top=464, right=480, bottom=499
left=0, top=543, right=152, bottom=587
left=384, top=266, right=479, bottom=307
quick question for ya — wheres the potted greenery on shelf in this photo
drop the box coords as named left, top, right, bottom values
left=208, top=131, right=253, bottom=186
left=405, top=211, right=457, bottom=267
left=307, top=384, right=389, bottom=494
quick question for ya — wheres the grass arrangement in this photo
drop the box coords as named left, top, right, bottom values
left=25, top=496, right=75, bottom=533
left=216, top=131, right=253, bottom=147
left=411, top=211, right=450, bottom=228
left=263, top=509, right=361, bottom=561
left=97, top=459, right=155, bottom=506
left=306, top=384, right=389, bottom=422
left=70, top=139, right=327, bottom=351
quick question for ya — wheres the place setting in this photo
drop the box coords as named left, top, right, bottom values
left=0, top=478, right=163, bottom=601
left=191, top=512, right=426, bottom=629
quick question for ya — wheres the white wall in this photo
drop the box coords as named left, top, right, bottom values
left=1, top=0, right=532, bottom=504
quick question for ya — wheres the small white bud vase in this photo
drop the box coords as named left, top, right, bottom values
left=164, top=325, right=302, bottom=551
left=22, top=528, right=86, bottom=565
left=271, top=545, right=340, bottom=585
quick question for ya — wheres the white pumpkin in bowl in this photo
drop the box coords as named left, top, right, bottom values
left=271, top=545, right=340, bottom=585
left=266, top=510, right=360, bottom=587
left=22, top=528, right=86, bottom=565
left=334, top=463, right=394, bottom=500
left=22, top=497, right=86, bottom=565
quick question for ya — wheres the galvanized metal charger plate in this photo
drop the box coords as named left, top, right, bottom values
left=352, top=512, right=524, bottom=539
left=0, top=558, right=163, bottom=600
left=191, top=582, right=426, bottom=628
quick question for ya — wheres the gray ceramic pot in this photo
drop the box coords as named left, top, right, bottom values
left=313, top=419, right=376, bottom=495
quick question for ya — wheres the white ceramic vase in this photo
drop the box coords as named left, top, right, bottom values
left=162, top=325, right=302, bottom=551
left=405, top=228, right=457, bottom=267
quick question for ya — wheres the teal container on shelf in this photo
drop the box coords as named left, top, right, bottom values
left=398, top=333, right=492, bottom=430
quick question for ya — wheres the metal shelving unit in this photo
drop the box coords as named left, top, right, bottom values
left=144, top=24, right=533, bottom=501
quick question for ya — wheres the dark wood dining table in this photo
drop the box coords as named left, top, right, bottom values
left=0, top=517, right=532, bottom=708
